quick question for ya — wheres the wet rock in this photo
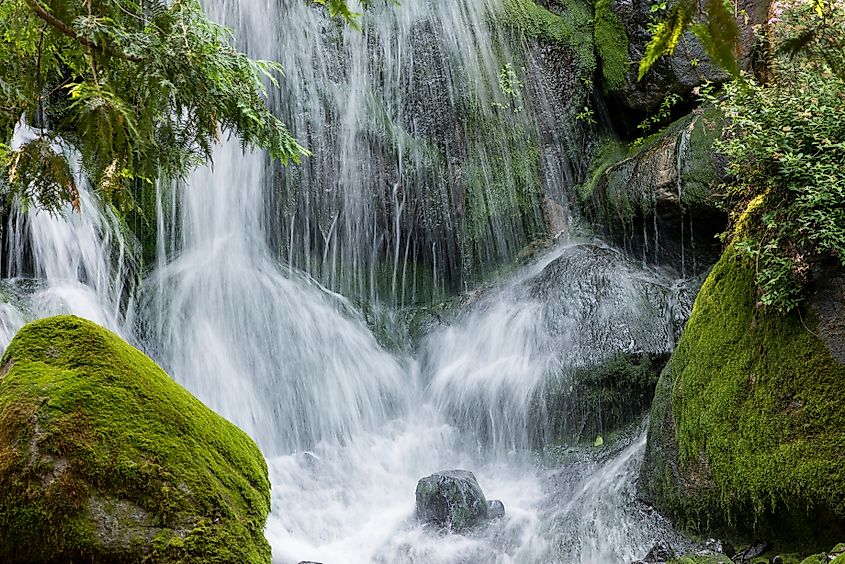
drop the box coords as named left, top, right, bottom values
left=528, top=244, right=697, bottom=361
left=415, top=470, right=490, bottom=530
left=643, top=540, right=676, bottom=562
left=582, top=108, right=727, bottom=276
left=488, top=499, right=506, bottom=519
left=423, top=241, right=699, bottom=448
left=734, top=542, right=768, bottom=562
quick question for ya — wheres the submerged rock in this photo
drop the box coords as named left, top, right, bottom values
left=0, top=315, right=271, bottom=563
left=415, top=470, right=491, bottom=530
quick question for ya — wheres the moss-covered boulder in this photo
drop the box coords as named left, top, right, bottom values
left=0, top=315, right=271, bottom=563
left=639, top=243, right=845, bottom=547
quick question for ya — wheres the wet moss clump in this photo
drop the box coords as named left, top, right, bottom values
left=640, top=236, right=845, bottom=548
left=593, top=0, right=628, bottom=92
left=0, top=315, right=271, bottom=563
left=549, top=353, right=668, bottom=445
left=498, top=0, right=596, bottom=73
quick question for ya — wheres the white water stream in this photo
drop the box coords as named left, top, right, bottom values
left=0, top=141, right=688, bottom=562
left=0, top=0, right=696, bottom=562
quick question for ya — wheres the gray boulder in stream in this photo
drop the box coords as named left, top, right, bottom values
left=415, top=470, right=493, bottom=530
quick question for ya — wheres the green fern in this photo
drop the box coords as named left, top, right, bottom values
left=690, top=0, right=740, bottom=76
left=637, top=0, right=694, bottom=80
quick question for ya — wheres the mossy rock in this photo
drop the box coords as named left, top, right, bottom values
left=640, top=239, right=845, bottom=548
left=580, top=108, right=726, bottom=275
left=669, top=555, right=735, bottom=564
left=0, top=315, right=271, bottom=563
left=797, top=542, right=845, bottom=564
left=593, top=0, right=629, bottom=92
left=498, top=0, right=596, bottom=73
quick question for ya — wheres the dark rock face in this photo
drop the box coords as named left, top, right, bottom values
left=811, top=264, right=845, bottom=364
left=608, top=0, right=771, bottom=111
left=415, top=470, right=491, bottom=530
left=583, top=108, right=727, bottom=276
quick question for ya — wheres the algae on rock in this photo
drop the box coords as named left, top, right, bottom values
left=0, top=315, right=271, bottom=563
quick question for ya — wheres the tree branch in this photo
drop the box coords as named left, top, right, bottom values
left=24, top=0, right=142, bottom=62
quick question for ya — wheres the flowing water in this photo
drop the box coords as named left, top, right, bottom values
left=0, top=0, right=697, bottom=562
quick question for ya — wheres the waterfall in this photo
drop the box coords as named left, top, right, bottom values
left=0, top=0, right=694, bottom=562
left=0, top=119, right=137, bottom=338
left=250, top=0, right=581, bottom=303
left=141, top=143, right=408, bottom=455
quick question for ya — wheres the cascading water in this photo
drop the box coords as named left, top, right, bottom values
left=0, top=0, right=700, bottom=562
left=252, top=0, right=584, bottom=302
left=140, top=144, right=408, bottom=454
left=0, top=119, right=136, bottom=339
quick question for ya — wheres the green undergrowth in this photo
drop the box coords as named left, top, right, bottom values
left=0, top=316, right=270, bottom=563
left=593, top=0, right=629, bottom=91
left=642, top=223, right=845, bottom=547
left=498, top=0, right=596, bottom=73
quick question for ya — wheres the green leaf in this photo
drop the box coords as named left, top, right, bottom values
left=691, top=0, right=740, bottom=76
left=637, top=0, right=695, bottom=80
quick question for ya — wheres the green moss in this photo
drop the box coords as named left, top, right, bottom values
left=679, top=106, right=723, bottom=209
left=498, top=0, right=596, bottom=73
left=593, top=0, right=629, bottom=91
left=460, top=105, right=545, bottom=282
left=0, top=315, right=270, bottom=563
left=642, top=230, right=845, bottom=546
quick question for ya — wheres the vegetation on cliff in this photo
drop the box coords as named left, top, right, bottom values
left=708, top=1, right=845, bottom=312
left=592, top=0, right=629, bottom=91
left=0, top=315, right=271, bottom=562
left=499, top=0, right=596, bottom=72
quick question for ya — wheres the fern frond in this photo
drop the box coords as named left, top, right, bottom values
left=692, top=0, right=740, bottom=76
left=638, top=0, right=695, bottom=80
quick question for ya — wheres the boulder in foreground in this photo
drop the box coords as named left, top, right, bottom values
left=0, top=315, right=271, bottom=563
left=415, top=470, right=494, bottom=531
